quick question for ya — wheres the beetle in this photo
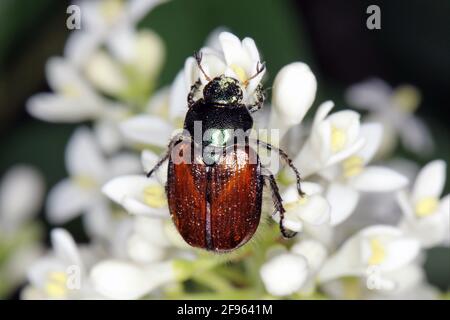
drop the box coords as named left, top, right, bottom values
left=146, top=52, right=305, bottom=252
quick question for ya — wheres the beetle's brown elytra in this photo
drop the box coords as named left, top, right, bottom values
left=146, top=52, right=305, bottom=252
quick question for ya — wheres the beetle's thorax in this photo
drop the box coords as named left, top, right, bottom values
left=184, top=102, right=253, bottom=144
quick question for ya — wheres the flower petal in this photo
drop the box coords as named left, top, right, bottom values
left=345, top=78, right=392, bottom=111
left=108, top=153, right=142, bottom=177
left=119, top=115, right=174, bottom=147
left=271, top=62, right=317, bottom=127
left=291, top=239, right=328, bottom=272
left=94, top=119, right=123, bottom=155
left=83, top=199, right=114, bottom=240
left=357, top=123, right=383, bottom=163
left=349, top=166, right=409, bottom=192
left=219, top=32, right=251, bottom=71
left=297, top=195, right=330, bottom=226
left=27, top=257, right=66, bottom=289
left=102, top=175, right=168, bottom=218
left=260, top=253, right=308, bottom=296
left=412, top=160, right=446, bottom=202
left=51, top=228, right=83, bottom=268
left=65, top=127, right=107, bottom=181
left=0, top=165, right=45, bottom=229
left=84, top=51, right=128, bottom=95
left=103, top=175, right=154, bottom=204
left=90, top=260, right=174, bottom=299
left=27, top=93, right=100, bottom=122
left=64, top=31, right=102, bottom=67
left=399, top=197, right=449, bottom=248
left=326, top=182, right=360, bottom=226
left=399, top=116, right=434, bottom=155
left=46, top=179, right=95, bottom=224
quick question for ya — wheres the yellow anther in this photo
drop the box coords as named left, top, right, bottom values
left=143, top=185, right=166, bottom=208
left=48, top=272, right=67, bottom=283
left=415, top=197, right=438, bottom=218
left=230, top=64, right=248, bottom=85
left=44, top=272, right=68, bottom=298
left=368, top=238, right=386, bottom=265
left=331, top=127, right=347, bottom=153
left=298, top=195, right=308, bottom=205
left=284, top=196, right=308, bottom=211
left=100, top=0, right=123, bottom=24
left=61, top=85, right=80, bottom=97
left=73, top=176, right=97, bottom=189
left=392, top=85, right=421, bottom=113
left=342, top=156, right=364, bottom=178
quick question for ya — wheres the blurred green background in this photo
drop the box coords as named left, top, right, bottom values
left=0, top=0, right=449, bottom=291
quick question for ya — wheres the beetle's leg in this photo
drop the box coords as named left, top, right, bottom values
left=194, top=51, right=211, bottom=81
left=263, top=173, right=297, bottom=238
left=257, top=140, right=305, bottom=197
left=246, top=61, right=266, bottom=84
left=187, top=79, right=202, bottom=107
left=247, top=84, right=265, bottom=113
left=146, top=135, right=184, bottom=178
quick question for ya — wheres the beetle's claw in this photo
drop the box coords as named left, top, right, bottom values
left=280, top=223, right=297, bottom=239
left=257, top=61, right=266, bottom=73
left=194, top=51, right=203, bottom=64
left=297, top=183, right=306, bottom=198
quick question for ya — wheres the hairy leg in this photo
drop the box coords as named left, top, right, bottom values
left=247, top=84, right=265, bottom=113
left=146, top=134, right=185, bottom=178
left=187, top=79, right=202, bottom=107
left=263, top=172, right=297, bottom=238
left=257, top=140, right=305, bottom=197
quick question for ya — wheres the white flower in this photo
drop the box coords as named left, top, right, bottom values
left=102, top=148, right=172, bottom=219
left=272, top=182, right=330, bottom=233
left=322, top=123, right=408, bottom=225
left=22, top=229, right=101, bottom=299
left=26, top=57, right=116, bottom=123
left=119, top=114, right=175, bottom=148
left=269, top=62, right=317, bottom=136
left=260, top=252, right=309, bottom=296
left=0, top=165, right=45, bottom=232
left=397, top=160, right=449, bottom=248
left=364, top=263, right=439, bottom=299
left=26, top=57, right=127, bottom=154
left=291, top=239, right=328, bottom=294
left=218, top=32, right=265, bottom=98
left=318, top=225, right=420, bottom=286
left=65, top=0, right=166, bottom=67
left=125, top=216, right=172, bottom=263
left=293, top=101, right=365, bottom=177
left=0, top=166, right=45, bottom=296
left=90, top=259, right=175, bottom=300
left=260, top=238, right=328, bottom=297
left=170, top=31, right=265, bottom=110
left=322, top=261, right=439, bottom=300
left=102, top=174, right=168, bottom=218
left=119, top=86, right=179, bottom=148
left=345, top=78, right=433, bottom=157
left=82, top=28, right=165, bottom=99
left=46, top=127, right=141, bottom=224
left=89, top=212, right=191, bottom=299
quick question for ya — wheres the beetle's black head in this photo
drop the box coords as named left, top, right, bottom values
left=203, top=75, right=243, bottom=105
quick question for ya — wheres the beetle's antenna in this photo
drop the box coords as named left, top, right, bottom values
left=194, top=51, right=211, bottom=82
left=246, top=61, right=266, bottom=83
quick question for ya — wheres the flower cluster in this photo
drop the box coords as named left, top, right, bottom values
left=1, top=0, right=448, bottom=300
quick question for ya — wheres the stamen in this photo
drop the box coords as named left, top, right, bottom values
left=143, top=185, right=166, bottom=208
left=415, top=197, right=438, bottom=218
